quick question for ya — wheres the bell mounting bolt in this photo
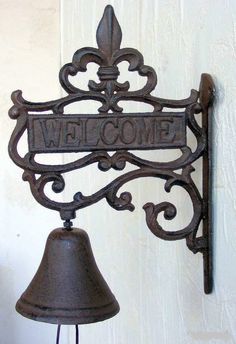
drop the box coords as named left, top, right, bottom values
left=63, top=219, right=73, bottom=230
left=9, top=4, right=214, bottom=314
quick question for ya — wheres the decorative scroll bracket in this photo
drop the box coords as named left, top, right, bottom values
left=8, top=5, right=215, bottom=294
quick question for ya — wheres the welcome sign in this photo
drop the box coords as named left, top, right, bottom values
left=28, top=112, right=186, bottom=153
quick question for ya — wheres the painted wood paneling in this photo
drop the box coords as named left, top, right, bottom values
left=61, top=1, right=236, bottom=344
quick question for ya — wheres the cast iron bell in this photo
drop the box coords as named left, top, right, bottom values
left=16, top=228, right=119, bottom=325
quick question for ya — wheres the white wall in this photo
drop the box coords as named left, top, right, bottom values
left=1, top=0, right=236, bottom=343
left=0, top=1, right=68, bottom=343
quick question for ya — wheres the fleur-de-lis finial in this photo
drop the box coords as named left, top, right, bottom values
left=96, top=5, right=122, bottom=59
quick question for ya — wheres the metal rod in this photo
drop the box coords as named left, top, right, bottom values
left=56, top=325, right=61, bottom=344
left=75, top=325, right=79, bottom=344
left=55, top=325, right=79, bottom=344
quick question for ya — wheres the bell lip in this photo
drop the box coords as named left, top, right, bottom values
left=16, top=298, right=120, bottom=325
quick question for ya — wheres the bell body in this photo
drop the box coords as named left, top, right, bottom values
left=16, top=228, right=119, bottom=325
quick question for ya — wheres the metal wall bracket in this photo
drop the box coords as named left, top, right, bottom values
left=8, top=5, right=214, bottom=293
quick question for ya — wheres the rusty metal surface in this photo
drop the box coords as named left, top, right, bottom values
left=28, top=112, right=186, bottom=153
left=16, top=228, right=120, bottom=325
left=8, top=5, right=215, bottom=293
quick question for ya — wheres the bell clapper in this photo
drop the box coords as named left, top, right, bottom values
left=56, top=325, right=79, bottom=344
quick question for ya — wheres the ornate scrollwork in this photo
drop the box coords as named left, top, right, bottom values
left=8, top=5, right=214, bottom=293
